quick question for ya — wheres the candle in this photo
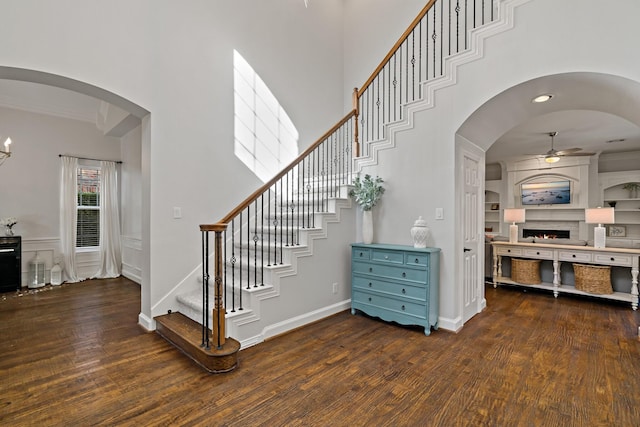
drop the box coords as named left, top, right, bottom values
left=3, top=138, right=10, bottom=153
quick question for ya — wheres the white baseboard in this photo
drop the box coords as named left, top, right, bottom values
left=138, top=312, right=155, bottom=331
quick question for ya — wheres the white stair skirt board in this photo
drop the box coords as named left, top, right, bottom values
left=354, top=0, right=533, bottom=172
left=174, top=186, right=353, bottom=349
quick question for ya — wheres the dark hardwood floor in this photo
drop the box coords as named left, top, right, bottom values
left=1, top=277, right=639, bottom=426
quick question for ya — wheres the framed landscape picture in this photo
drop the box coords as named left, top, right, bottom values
left=607, top=225, right=626, bottom=237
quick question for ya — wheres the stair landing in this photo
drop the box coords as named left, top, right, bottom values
left=155, top=312, right=240, bottom=373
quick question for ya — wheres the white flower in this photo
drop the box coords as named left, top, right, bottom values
left=0, top=217, right=17, bottom=227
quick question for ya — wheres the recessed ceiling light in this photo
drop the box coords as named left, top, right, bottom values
left=606, top=138, right=626, bottom=143
left=532, top=94, right=553, bottom=103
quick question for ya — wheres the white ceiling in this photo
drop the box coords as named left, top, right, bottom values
left=489, top=109, right=640, bottom=164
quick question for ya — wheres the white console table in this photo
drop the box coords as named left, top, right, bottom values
left=491, top=241, right=640, bottom=310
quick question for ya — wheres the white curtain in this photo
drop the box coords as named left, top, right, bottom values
left=60, top=156, right=81, bottom=282
left=94, top=161, right=122, bottom=278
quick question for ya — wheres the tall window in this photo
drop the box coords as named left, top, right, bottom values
left=77, top=167, right=100, bottom=248
left=234, top=50, right=299, bottom=182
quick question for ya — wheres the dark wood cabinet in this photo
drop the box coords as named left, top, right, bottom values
left=0, top=236, right=21, bottom=292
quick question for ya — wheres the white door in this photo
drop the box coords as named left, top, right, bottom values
left=462, top=153, right=482, bottom=323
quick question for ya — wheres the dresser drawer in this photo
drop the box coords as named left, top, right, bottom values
left=406, top=253, right=429, bottom=268
left=495, top=247, right=523, bottom=256
left=352, top=262, right=428, bottom=283
left=523, top=248, right=553, bottom=259
left=371, top=249, right=404, bottom=264
left=353, top=290, right=426, bottom=319
left=593, top=253, right=634, bottom=267
left=352, top=275, right=427, bottom=300
left=352, top=247, right=371, bottom=261
left=559, top=251, right=591, bottom=263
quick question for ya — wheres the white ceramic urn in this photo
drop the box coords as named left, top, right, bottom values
left=411, top=216, right=429, bottom=248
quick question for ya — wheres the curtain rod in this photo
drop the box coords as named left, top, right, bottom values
left=58, top=154, right=123, bottom=164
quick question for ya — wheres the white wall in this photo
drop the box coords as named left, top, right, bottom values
left=121, top=124, right=142, bottom=284
left=0, top=0, right=347, bottom=323
left=343, top=0, right=640, bottom=328
left=342, top=0, right=427, bottom=107
left=0, top=106, right=121, bottom=282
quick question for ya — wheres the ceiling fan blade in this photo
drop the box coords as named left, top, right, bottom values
left=561, top=152, right=595, bottom=157
left=554, top=148, right=582, bottom=156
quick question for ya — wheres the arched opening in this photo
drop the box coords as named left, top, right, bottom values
left=456, top=72, right=640, bottom=324
left=0, top=66, right=151, bottom=322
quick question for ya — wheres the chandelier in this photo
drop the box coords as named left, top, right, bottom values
left=0, top=138, right=11, bottom=166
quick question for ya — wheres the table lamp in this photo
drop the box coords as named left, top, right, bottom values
left=585, top=207, right=615, bottom=249
left=504, top=208, right=526, bottom=243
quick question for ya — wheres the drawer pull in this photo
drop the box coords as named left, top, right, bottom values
left=611, top=257, right=615, bottom=261
left=572, top=254, right=576, bottom=258
left=402, top=272, right=406, bottom=278
left=536, top=252, right=540, bottom=255
left=415, top=258, right=419, bottom=263
left=402, top=288, right=406, bottom=294
left=507, top=249, right=511, bottom=253
left=384, top=255, right=389, bottom=259
left=401, top=305, right=405, bottom=311
left=360, top=252, right=364, bottom=257
left=368, top=297, right=372, bottom=302
left=368, top=282, right=372, bottom=287
left=369, top=267, right=373, bottom=273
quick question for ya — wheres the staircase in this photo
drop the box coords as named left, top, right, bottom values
left=175, top=183, right=354, bottom=346
left=154, top=0, right=531, bottom=371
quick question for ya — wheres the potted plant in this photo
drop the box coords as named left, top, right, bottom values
left=622, top=182, right=640, bottom=198
left=349, top=174, right=385, bottom=244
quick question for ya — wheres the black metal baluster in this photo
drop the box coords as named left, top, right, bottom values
left=448, top=0, right=452, bottom=56
left=411, top=32, right=416, bottom=101
left=260, top=194, right=264, bottom=286
left=253, top=200, right=258, bottom=288
left=440, top=0, right=444, bottom=77
left=267, top=188, right=272, bottom=266
left=482, top=0, right=485, bottom=25
left=279, top=178, right=283, bottom=264
left=231, top=219, right=238, bottom=310
left=465, top=0, right=468, bottom=49
left=296, top=165, right=304, bottom=245
left=201, top=230, right=208, bottom=348
left=473, top=0, right=476, bottom=28
left=285, top=172, right=289, bottom=247
left=432, top=5, right=437, bottom=79
left=393, top=54, right=397, bottom=122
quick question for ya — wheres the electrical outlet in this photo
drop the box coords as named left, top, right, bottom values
left=332, top=283, right=338, bottom=294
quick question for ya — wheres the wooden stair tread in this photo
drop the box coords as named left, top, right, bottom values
left=155, top=312, right=240, bottom=373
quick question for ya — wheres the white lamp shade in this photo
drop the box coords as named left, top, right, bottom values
left=585, top=207, right=615, bottom=225
left=504, top=208, right=526, bottom=224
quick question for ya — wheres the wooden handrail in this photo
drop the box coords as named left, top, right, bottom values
left=357, top=0, right=437, bottom=98
left=201, top=109, right=357, bottom=229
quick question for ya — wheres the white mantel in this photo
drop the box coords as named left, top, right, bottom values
left=501, top=156, right=595, bottom=240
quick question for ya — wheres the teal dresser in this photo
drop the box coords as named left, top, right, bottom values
left=351, top=243, right=440, bottom=335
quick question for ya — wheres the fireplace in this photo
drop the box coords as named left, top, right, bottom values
left=522, top=228, right=570, bottom=239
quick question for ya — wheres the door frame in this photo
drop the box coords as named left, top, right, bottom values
left=455, top=135, right=487, bottom=326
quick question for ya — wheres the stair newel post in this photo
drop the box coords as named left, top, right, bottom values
left=200, top=227, right=210, bottom=350
left=352, top=87, right=360, bottom=157
left=212, top=223, right=227, bottom=349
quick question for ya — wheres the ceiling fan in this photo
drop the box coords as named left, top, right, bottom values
left=537, top=131, right=595, bottom=163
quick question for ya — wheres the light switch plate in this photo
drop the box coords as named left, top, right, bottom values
left=435, top=208, right=444, bottom=220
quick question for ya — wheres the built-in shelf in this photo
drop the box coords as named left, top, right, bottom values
left=485, top=189, right=501, bottom=234
left=603, top=184, right=640, bottom=226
